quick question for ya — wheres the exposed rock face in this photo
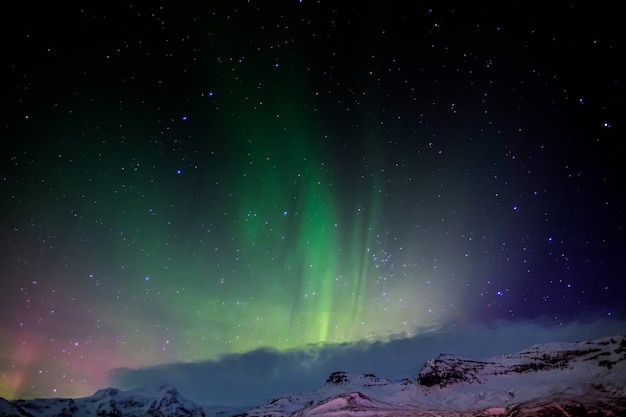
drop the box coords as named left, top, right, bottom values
left=324, top=371, right=392, bottom=387
left=325, top=371, right=350, bottom=385
left=417, top=355, right=490, bottom=387
left=417, top=335, right=626, bottom=389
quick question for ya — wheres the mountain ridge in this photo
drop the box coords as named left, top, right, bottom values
left=1, top=335, right=625, bottom=417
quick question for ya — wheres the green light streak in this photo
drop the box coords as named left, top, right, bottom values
left=288, top=174, right=339, bottom=343
left=345, top=185, right=382, bottom=329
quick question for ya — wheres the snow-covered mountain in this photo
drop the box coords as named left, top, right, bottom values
left=243, top=334, right=626, bottom=416
left=0, top=384, right=206, bottom=417
left=1, top=335, right=625, bottom=417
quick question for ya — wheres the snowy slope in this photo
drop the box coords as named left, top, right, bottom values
left=1, top=335, right=625, bottom=416
left=413, top=334, right=626, bottom=408
left=2, top=384, right=206, bottom=417
left=243, top=334, right=626, bottom=416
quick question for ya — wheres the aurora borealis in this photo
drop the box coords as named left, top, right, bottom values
left=1, top=1, right=625, bottom=406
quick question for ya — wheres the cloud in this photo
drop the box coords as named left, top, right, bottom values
left=109, top=347, right=325, bottom=407
left=109, top=316, right=626, bottom=407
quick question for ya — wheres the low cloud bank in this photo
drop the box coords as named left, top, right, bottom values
left=109, top=316, right=626, bottom=406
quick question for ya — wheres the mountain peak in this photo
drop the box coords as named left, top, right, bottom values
left=417, top=354, right=488, bottom=388
left=416, top=334, right=626, bottom=391
left=325, top=371, right=350, bottom=385
left=92, top=386, right=120, bottom=399
left=6, top=384, right=207, bottom=417
left=324, top=371, right=392, bottom=387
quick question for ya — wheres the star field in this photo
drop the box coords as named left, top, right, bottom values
left=1, top=1, right=624, bottom=402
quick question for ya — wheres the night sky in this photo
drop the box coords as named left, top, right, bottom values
left=1, top=1, right=625, bottom=406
